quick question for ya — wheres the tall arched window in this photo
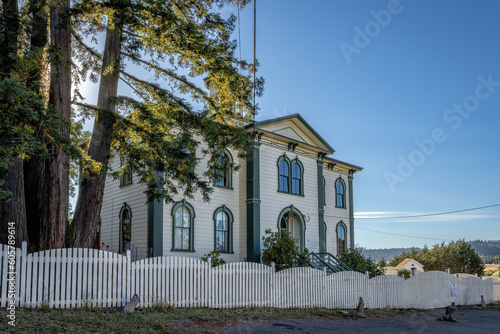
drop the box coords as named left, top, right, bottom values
left=119, top=203, right=132, bottom=252
left=213, top=206, right=234, bottom=253
left=278, top=158, right=289, bottom=193
left=214, top=150, right=233, bottom=189
left=291, top=159, right=304, bottom=195
left=171, top=201, right=195, bottom=251
left=277, top=155, right=304, bottom=195
left=337, top=222, right=346, bottom=255
left=120, top=157, right=132, bottom=187
left=336, top=177, right=345, bottom=208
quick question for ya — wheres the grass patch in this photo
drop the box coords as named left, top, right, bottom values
left=0, top=307, right=343, bottom=333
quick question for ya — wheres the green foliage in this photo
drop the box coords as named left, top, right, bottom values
left=397, top=269, right=411, bottom=279
left=376, top=257, right=387, bottom=268
left=201, top=250, right=227, bottom=267
left=71, top=0, right=264, bottom=204
left=483, top=269, right=499, bottom=277
left=65, top=220, right=74, bottom=248
left=338, top=247, right=384, bottom=278
left=389, top=240, right=485, bottom=276
left=0, top=78, right=46, bottom=198
left=261, top=229, right=310, bottom=271
left=295, top=248, right=311, bottom=268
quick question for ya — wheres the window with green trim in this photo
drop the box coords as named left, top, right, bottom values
left=213, top=206, right=233, bottom=253
left=119, top=204, right=132, bottom=253
left=172, top=201, right=195, bottom=251
left=337, top=222, right=346, bottom=255
left=278, top=158, right=289, bottom=192
left=120, top=157, right=133, bottom=187
left=335, top=177, right=345, bottom=208
left=277, top=156, right=304, bottom=195
left=214, top=150, right=233, bottom=189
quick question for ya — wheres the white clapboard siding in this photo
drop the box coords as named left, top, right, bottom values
left=1, top=244, right=499, bottom=310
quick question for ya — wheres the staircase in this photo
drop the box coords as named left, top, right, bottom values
left=309, top=252, right=352, bottom=275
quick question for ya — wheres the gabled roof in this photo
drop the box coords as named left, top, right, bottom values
left=246, top=113, right=334, bottom=153
left=396, top=258, right=424, bottom=268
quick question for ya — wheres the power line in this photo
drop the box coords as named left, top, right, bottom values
left=355, top=227, right=453, bottom=242
left=354, top=203, right=500, bottom=220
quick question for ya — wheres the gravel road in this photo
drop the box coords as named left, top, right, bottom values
left=223, top=308, right=500, bottom=333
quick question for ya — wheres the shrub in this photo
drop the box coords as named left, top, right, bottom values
left=338, top=247, right=384, bottom=278
left=397, top=268, right=411, bottom=279
left=261, top=229, right=310, bottom=271
left=201, top=250, right=227, bottom=267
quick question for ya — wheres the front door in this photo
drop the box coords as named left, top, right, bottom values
left=280, top=211, right=302, bottom=250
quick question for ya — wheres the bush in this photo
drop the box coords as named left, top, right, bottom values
left=201, top=250, right=227, bottom=267
left=261, top=229, right=310, bottom=271
left=338, top=247, right=384, bottom=278
left=397, top=268, right=411, bottom=279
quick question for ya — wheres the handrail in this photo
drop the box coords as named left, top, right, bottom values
left=309, top=252, right=353, bottom=275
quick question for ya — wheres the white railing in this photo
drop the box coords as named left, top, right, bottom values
left=1, top=243, right=499, bottom=309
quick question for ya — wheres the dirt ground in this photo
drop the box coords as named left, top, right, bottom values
left=0, top=305, right=499, bottom=333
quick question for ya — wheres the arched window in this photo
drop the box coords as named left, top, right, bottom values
left=213, top=206, right=234, bottom=253
left=214, top=150, right=233, bottom=189
left=120, top=157, right=132, bottom=187
left=278, top=158, right=289, bottom=193
left=291, top=160, right=303, bottom=195
left=277, top=156, right=304, bottom=195
left=277, top=206, right=305, bottom=251
left=335, top=177, right=345, bottom=208
left=337, top=222, right=347, bottom=255
left=119, top=203, right=132, bottom=253
left=171, top=201, right=195, bottom=251
left=280, top=212, right=289, bottom=232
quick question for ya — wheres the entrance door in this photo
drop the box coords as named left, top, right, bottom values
left=280, top=211, right=302, bottom=250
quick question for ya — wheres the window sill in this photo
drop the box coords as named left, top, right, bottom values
left=335, top=206, right=347, bottom=209
left=217, top=251, right=235, bottom=254
left=170, top=249, right=196, bottom=253
left=214, top=185, right=234, bottom=190
left=120, top=182, right=133, bottom=188
left=277, top=190, right=304, bottom=197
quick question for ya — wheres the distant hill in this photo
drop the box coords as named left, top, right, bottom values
left=361, top=240, right=500, bottom=263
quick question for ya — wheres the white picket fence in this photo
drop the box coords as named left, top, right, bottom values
left=1, top=243, right=499, bottom=309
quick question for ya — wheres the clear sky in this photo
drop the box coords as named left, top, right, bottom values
left=236, top=0, right=500, bottom=249
left=79, top=0, right=500, bottom=250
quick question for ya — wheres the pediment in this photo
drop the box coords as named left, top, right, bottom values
left=253, top=114, right=334, bottom=153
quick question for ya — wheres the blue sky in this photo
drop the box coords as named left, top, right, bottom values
left=79, top=0, right=500, bottom=250
left=237, top=0, right=500, bottom=249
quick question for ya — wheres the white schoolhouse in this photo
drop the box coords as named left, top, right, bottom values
left=99, top=114, right=362, bottom=262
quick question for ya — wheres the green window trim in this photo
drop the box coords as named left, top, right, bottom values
left=119, top=157, right=133, bottom=187
left=322, top=176, right=326, bottom=207
left=214, top=150, right=234, bottom=190
left=277, top=155, right=304, bottom=196
left=171, top=200, right=196, bottom=252
left=213, top=205, right=234, bottom=253
left=276, top=205, right=306, bottom=251
left=119, top=203, right=132, bottom=253
left=336, top=221, right=347, bottom=256
left=335, top=177, right=346, bottom=208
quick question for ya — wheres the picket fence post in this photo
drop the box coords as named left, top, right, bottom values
left=126, top=249, right=131, bottom=306
left=19, top=242, right=27, bottom=307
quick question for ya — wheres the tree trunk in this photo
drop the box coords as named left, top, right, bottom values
left=72, top=14, right=123, bottom=248
left=0, top=0, right=29, bottom=248
left=37, top=0, right=71, bottom=250
left=24, top=0, right=49, bottom=249
left=0, top=160, right=29, bottom=247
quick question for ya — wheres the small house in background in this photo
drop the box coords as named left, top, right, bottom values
left=396, top=258, right=424, bottom=274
